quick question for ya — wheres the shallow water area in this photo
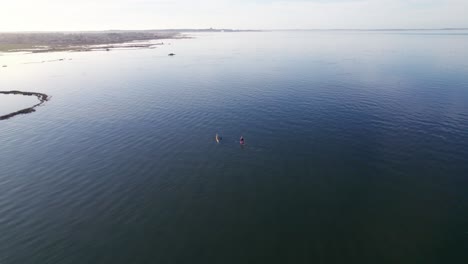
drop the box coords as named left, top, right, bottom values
left=0, top=94, right=41, bottom=116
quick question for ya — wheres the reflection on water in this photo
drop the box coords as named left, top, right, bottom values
left=1, top=31, right=468, bottom=263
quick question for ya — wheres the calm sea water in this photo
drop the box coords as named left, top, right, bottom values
left=1, top=31, right=468, bottom=263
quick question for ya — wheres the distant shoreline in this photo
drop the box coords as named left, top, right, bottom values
left=0, top=31, right=186, bottom=53
left=1, top=28, right=466, bottom=53
left=0, top=29, right=263, bottom=53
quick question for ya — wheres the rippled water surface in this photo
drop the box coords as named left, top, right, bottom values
left=1, top=31, right=468, bottom=263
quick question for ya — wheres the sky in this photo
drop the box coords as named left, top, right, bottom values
left=0, top=0, right=467, bottom=31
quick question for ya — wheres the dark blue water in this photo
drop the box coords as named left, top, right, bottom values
left=1, top=31, right=468, bottom=263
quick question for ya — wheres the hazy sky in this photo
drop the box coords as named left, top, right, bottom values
left=1, top=0, right=467, bottom=31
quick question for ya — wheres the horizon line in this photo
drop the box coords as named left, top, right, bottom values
left=1, top=27, right=468, bottom=33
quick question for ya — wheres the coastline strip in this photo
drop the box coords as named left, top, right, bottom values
left=0, top=91, right=49, bottom=121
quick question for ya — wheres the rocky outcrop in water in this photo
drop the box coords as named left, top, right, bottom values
left=0, top=91, right=49, bottom=121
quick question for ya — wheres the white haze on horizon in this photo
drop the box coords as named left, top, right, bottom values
left=1, top=0, right=467, bottom=31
